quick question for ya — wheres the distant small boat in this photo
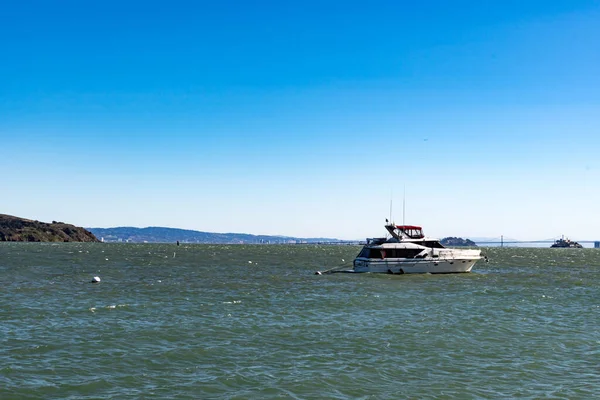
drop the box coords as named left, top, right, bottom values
left=550, top=236, right=583, bottom=248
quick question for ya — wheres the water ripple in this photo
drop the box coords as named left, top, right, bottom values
left=0, top=244, right=599, bottom=398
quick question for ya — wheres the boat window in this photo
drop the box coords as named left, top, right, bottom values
left=366, top=249, right=385, bottom=259
left=357, top=248, right=370, bottom=258
left=359, top=248, right=425, bottom=259
left=360, top=248, right=423, bottom=258
left=385, top=248, right=423, bottom=258
left=422, top=241, right=445, bottom=249
left=397, top=227, right=424, bottom=239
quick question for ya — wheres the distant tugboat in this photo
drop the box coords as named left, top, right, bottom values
left=551, top=236, right=583, bottom=248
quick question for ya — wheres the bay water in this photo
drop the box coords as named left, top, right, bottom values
left=1, top=243, right=598, bottom=399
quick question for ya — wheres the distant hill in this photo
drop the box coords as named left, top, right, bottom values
left=0, top=214, right=99, bottom=242
left=440, top=237, right=478, bottom=247
left=88, top=226, right=340, bottom=244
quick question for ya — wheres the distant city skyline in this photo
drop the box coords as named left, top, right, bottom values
left=2, top=0, right=599, bottom=241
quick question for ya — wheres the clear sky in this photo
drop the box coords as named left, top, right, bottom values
left=1, top=0, right=599, bottom=241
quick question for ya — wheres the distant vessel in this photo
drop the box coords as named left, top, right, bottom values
left=551, top=236, right=583, bottom=248
left=316, top=222, right=482, bottom=275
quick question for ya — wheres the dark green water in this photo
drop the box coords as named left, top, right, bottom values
left=1, top=243, right=599, bottom=399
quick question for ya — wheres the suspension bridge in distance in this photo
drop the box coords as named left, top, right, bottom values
left=299, top=238, right=600, bottom=248
left=475, top=237, right=600, bottom=248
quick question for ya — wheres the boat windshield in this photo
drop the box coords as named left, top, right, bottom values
left=396, top=225, right=424, bottom=239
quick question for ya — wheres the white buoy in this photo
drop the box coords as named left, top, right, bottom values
left=91, top=276, right=101, bottom=283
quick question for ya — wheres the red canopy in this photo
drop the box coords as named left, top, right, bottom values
left=396, top=225, right=423, bottom=230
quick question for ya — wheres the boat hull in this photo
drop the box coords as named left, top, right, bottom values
left=353, top=257, right=478, bottom=274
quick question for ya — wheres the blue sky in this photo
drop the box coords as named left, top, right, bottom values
left=1, top=0, right=599, bottom=240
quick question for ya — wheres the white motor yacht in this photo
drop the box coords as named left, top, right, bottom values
left=351, top=223, right=482, bottom=274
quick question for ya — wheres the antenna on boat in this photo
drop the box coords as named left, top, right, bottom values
left=389, top=190, right=393, bottom=224
left=402, top=185, right=406, bottom=225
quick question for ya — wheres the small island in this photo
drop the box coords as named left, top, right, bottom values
left=440, top=237, right=478, bottom=247
left=0, top=214, right=99, bottom=242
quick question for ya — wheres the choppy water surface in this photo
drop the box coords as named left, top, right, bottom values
left=1, top=244, right=599, bottom=399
